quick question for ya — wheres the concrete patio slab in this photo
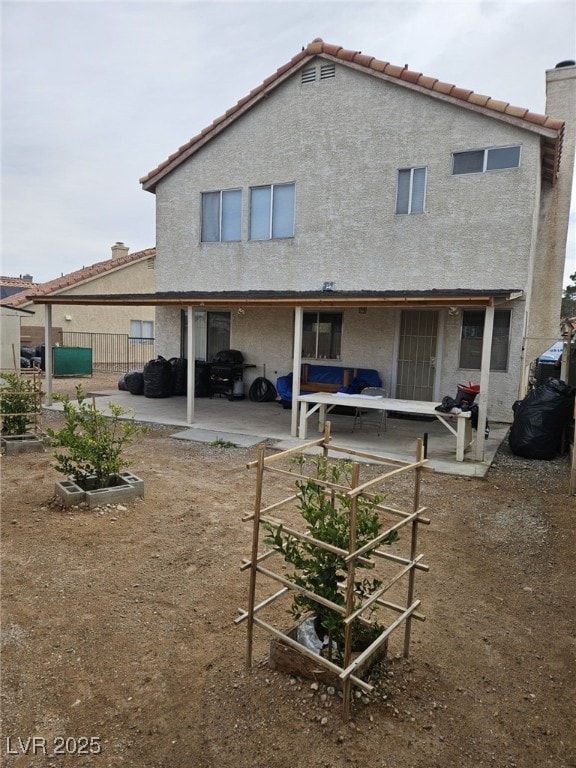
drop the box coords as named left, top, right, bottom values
left=43, top=389, right=510, bottom=478
left=171, top=428, right=265, bottom=448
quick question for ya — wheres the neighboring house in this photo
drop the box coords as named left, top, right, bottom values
left=0, top=275, right=39, bottom=301
left=6, top=243, right=156, bottom=369
left=30, top=40, right=575, bottom=452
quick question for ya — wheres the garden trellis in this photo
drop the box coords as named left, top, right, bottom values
left=237, top=422, right=432, bottom=719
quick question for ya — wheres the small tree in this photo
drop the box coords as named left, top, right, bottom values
left=265, top=456, right=398, bottom=662
left=561, top=271, right=576, bottom=318
left=0, top=372, right=42, bottom=437
left=45, top=385, right=146, bottom=490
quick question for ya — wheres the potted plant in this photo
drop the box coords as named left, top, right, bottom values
left=45, top=385, right=147, bottom=508
left=0, top=371, right=44, bottom=454
left=265, top=456, right=398, bottom=665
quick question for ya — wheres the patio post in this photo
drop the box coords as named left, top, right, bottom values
left=475, top=304, right=494, bottom=461
left=186, top=306, right=196, bottom=424
left=290, top=306, right=303, bottom=437
left=44, top=304, right=53, bottom=405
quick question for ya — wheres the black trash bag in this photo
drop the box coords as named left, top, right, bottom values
left=435, top=396, right=456, bottom=413
left=20, top=356, right=31, bottom=368
left=143, top=357, right=173, bottom=398
left=122, top=370, right=144, bottom=395
left=509, top=378, right=575, bottom=460
left=20, top=346, right=36, bottom=360
left=169, top=357, right=187, bottom=396
left=249, top=377, right=277, bottom=402
left=118, top=374, right=128, bottom=391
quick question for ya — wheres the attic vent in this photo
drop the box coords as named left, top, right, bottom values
left=301, top=67, right=316, bottom=84
left=320, top=63, right=336, bottom=80
left=147, top=258, right=155, bottom=269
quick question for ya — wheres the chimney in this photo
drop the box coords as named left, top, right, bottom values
left=545, top=58, right=576, bottom=204
left=111, top=241, right=129, bottom=260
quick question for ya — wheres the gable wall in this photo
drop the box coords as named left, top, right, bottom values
left=154, top=62, right=541, bottom=296
left=19, top=260, right=156, bottom=337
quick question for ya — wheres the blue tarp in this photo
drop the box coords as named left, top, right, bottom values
left=538, top=341, right=563, bottom=363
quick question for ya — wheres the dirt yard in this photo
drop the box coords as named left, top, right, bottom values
left=1, top=373, right=575, bottom=768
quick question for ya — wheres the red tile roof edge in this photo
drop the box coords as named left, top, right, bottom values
left=6, top=247, right=156, bottom=306
left=140, top=38, right=565, bottom=188
left=0, top=276, right=40, bottom=288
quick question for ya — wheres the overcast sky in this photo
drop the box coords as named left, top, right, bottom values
left=2, top=0, right=575, bottom=285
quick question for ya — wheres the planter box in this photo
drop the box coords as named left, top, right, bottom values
left=55, top=472, right=144, bottom=509
left=1, top=435, right=45, bottom=455
left=269, top=621, right=388, bottom=689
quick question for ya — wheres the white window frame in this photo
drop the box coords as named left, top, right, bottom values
left=249, top=183, right=295, bottom=240
left=201, top=189, right=242, bottom=242
left=302, top=311, right=342, bottom=360
left=459, top=309, right=511, bottom=371
left=396, top=167, right=427, bottom=214
left=452, top=145, right=521, bottom=175
left=130, top=319, right=154, bottom=342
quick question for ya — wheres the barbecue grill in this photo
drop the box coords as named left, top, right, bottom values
left=210, top=349, right=247, bottom=400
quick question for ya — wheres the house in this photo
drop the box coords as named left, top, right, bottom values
left=6, top=243, right=157, bottom=369
left=31, top=40, right=575, bottom=460
left=0, top=275, right=39, bottom=301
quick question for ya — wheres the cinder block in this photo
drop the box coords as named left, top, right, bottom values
left=54, top=479, right=85, bottom=506
left=54, top=473, right=145, bottom=509
left=1, top=438, right=45, bottom=455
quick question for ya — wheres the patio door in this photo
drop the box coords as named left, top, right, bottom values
left=395, top=310, right=439, bottom=401
left=181, top=310, right=230, bottom=361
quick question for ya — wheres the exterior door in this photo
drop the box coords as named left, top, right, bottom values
left=180, top=310, right=230, bottom=361
left=396, top=310, right=439, bottom=401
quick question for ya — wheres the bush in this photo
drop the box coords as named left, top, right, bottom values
left=265, top=456, right=398, bottom=662
left=44, top=385, right=147, bottom=490
left=0, top=372, right=41, bottom=437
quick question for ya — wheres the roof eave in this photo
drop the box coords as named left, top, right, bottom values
left=29, top=289, right=523, bottom=309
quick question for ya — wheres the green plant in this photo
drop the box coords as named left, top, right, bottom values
left=44, top=385, right=147, bottom=490
left=0, top=372, right=41, bottom=437
left=264, top=456, right=398, bottom=662
left=210, top=438, right=237, bottom=449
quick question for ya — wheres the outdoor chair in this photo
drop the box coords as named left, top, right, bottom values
left=352, top=386, right=388, bottom=435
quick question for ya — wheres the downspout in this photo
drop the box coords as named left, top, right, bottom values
left=44, top=305, right=53, bottom=405
left=290, top=306, right=303, bottom=437
left=186, top=306, right=195, bottom=424
left=475, top=304, right=494, bottom=461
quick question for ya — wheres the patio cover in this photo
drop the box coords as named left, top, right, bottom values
left=28, top=287, right=524, bottom=462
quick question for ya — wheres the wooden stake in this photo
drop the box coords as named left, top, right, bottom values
left=246, top=444, right=265, bottom=669
left=343, top=462, right=360, bottom=720
left=404, top=438, right=423, bottom=657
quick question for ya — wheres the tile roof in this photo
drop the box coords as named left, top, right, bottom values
left=0, top=276, right=39, bottom=288
left=6, top=247, right=156, bottom=307
left=140, top=38, right=565, bottom=190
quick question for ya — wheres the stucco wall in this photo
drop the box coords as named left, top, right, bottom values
left=154, top=63, right=541, bottom=296
left=151, top=58, right=571, bottom=423
left=1, top=310, right=22, bottom=370
left=525, top=65, right=576, bottom=366
left=157, top=303, right=524, bottom=420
